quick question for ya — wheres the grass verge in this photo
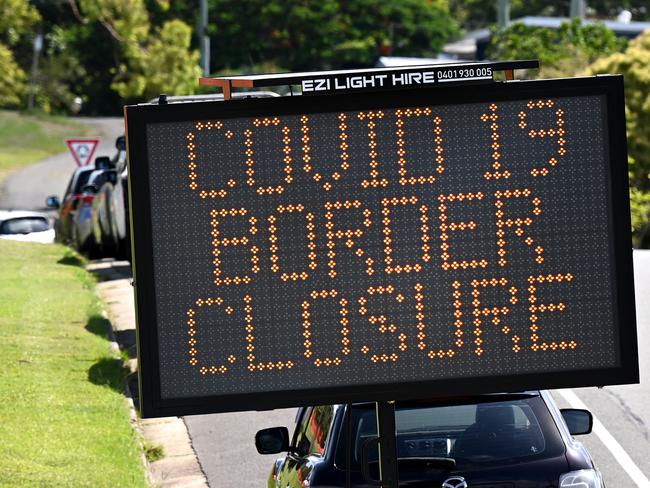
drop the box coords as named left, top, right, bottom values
left=0, top=110, right=92, bottom=183
left=0, top=241, right=147, bottom=487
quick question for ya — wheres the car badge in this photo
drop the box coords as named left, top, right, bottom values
left=442, top=476, right=468, bottom=488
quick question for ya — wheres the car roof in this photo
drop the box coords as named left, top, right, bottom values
left=0, top=210, right=50, bottom=222
left=336, top=391, right=542, bottom=409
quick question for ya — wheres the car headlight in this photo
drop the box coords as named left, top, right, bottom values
left=559, top=469, right=604, bottom=488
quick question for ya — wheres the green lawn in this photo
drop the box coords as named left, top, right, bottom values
left=0, top=241, right=147, bottom=487
left=0, top=110, right=91, bottom=183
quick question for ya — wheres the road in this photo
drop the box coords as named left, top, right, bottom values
left=184, top=408, right=297, bottom=486
left=0, top=117, right=123, bottom=211
left=1, top=123, right=648, bottom=485
left=551, top=249, right=650, bottom=487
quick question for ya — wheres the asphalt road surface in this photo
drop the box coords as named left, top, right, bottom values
left=550, top=250, right=650, bottom=487
left=2, top=123, right=648, bottom=486
left=185, top=408, right=298, bottom=486
left=0, top=117, right=124, bottom=211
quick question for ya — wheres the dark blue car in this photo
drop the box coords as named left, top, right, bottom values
left=256, top=391, right=602, bottom=487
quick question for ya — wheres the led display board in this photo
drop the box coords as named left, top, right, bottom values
left=125, top=75, right=638, bottom=418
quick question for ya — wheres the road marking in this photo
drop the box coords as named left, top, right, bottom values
left=558, top=389, right=650, bottom=488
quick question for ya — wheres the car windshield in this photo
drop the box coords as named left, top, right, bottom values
left=336, top=395, right=564, bottom=471
left=73, top=170, right=93, bottom=194
left=1, top=217, right=50, bottom=234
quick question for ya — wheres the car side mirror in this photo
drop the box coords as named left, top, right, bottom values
left=255, top=427, right=289, bottom=454
left=561, top=408, right=593, bottom=435
left=46, top=195, right=60, bottom=209
left=115, top=135, right=126, bottom=151
left=81, top=184, right=99, bottom=194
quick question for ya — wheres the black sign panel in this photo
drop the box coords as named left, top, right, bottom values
left=126, top=76, right=638, bottom=418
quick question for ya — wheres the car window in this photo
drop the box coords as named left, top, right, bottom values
left=292, top=407, right=313, bottom=455
left=89, top=171, right=109, bottom=187
left=336, top=396, right=564, bottom=471
left=1, top=217, right=49, bottom=234
left=73, top=170, right=93, bottom=193
left=293, top=406, right=335, bottom=457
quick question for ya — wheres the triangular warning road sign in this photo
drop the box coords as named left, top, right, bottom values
left=66, top=138, right=99, bottom=167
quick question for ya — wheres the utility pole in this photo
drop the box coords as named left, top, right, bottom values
left=28, top=33, right=43, bottom=111
left=570, top=0, right=586, bottom=19
left=199, top=0, right=210, bottom=76
left=497, top=0, right=510, bottom=29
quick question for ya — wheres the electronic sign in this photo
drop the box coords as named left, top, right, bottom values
left=125, top=75, right=638, bottom=418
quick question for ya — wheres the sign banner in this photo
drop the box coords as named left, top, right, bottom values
left=125, top=75, right=638, bottom=418
left=66, top=138, right=99, bottom=166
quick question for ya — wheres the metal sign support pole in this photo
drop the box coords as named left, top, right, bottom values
left=376, top=401, right=399, bottom=488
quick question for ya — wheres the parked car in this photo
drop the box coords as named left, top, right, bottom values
left=47, top=166, right=95, bottom=244
left=72, top=163, right=116, bottom=256
left=0, top=210, right=55, bottom=243
left=256, top=391, right=602, bottom=488
left=92, top=136, right=128, bottom=259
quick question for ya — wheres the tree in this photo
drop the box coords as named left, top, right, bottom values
left=73, top=0, right=201, bottom=102
left=0, top=0, right=40, bottom=108
left=112, top=19, right=201, bottom=100
left=0, top=0, right=41, bottom=44
left=449, top=0, right=569, bottom=30
left=487, top=19, right=625, bottom=78
left=208, top=0, right=458, bottom=73
left=35, top=26, right=88, bottom=113
left=0, top=43, right=27, bottom=107
left=588, top=30, right=650, bottom=242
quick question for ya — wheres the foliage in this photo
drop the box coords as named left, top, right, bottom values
left=588, top=30, right=650, bottom=243
left=112, top=19, right=202, bottom=100
left=584, top=0, right=650, bottom=20
left=20, top=0, right=200, bottom=111
left=0, top=0, right=40, bottom=109
left=487, top=19, right=625, bottom=77
left=0, top=241, right=147, bottom=487
left=450, top=0, right=650, bottom=29
left=208, top=0, right=458, bottom=72
left=450, top=0, right=559, bottom=29
left=0, top=0, right=41, bottom=45
left=67, top=0, right=200, bottom=102
left=0, top=43, right=27, bottom=108
left=77, top=0, right=151, bottom=102
left=34, top=26, right=87, bottom=114
left=20, top=0, right=459, bottom=112
left=630, top=187, right=650, bottom=245
left=78, top=0, right=149, bottom=55
left=144, top=441, right=165, bottom=462
left=143, top=20, right=202, bottom=99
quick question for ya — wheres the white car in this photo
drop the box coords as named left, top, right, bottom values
left=0, top=210, right=55, bottom=243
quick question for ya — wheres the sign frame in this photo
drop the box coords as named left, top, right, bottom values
left=125, top=75, right=637, bottom=418
left=66, top=138, right=99, bottom=167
